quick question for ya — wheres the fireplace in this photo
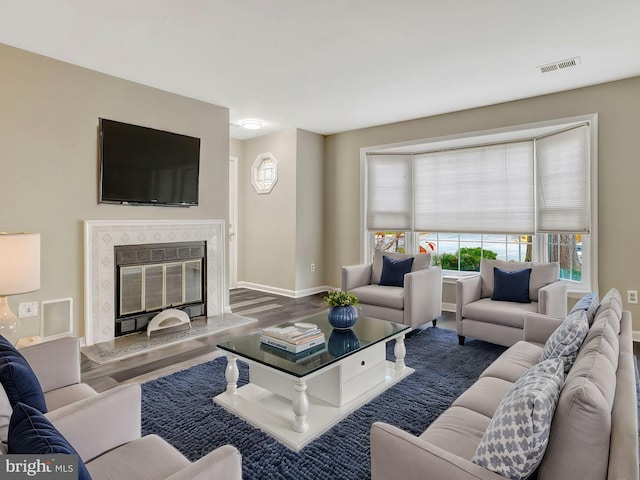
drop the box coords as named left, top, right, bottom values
left=114, top=241, right=207, bottom=336
left=84, top=220, right=225, bottom=345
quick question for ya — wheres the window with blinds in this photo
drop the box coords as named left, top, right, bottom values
left=365, top=124, right=590, bottom=236
left=362, top=117, right=596, bottom=291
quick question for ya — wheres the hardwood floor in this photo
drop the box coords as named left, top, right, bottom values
left=80, top=288, right=330, bottom=392
left=83, top=289, right=639, bottom=392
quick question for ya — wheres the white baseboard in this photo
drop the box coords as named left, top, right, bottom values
left=442, top=302, right=456, bottom=313
left=236, top=281, right=332, bottom=299
left=633, top=330, right=640, bottom=343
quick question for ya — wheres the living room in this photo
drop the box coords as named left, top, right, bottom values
left=0, top=2, right=639, bottom=479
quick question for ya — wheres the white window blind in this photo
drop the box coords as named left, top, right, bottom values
left=413, top=142, right=535, bottom=233
left=366, top=154, right=412, bottom=230
left=536, top=125, right=590, bottom=233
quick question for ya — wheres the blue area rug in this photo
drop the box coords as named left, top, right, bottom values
left=141, top=327, right=506, bottom=479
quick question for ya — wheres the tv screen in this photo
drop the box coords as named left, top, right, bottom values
left=99, top=118, right=201, bottom=206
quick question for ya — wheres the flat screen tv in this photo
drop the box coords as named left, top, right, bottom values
left=99, top=118, right=201, bottom=206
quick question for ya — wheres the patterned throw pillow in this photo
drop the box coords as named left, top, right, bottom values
left=540, top=310, right=589, bottom=372
left=472, top=358, right=564, bottom=480
left=569, top=293, right=599, bottom=324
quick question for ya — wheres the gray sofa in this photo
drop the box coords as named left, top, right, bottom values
left=342, top=252, right=442, bottom=329
left=371, top=288, right=638, bottom=480
left=456, top=259, right=566, bottom=347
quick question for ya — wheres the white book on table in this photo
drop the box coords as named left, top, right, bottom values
left=259, top=334, right=326, bottom=354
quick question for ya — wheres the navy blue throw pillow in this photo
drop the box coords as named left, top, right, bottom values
left=9, top=402, right=92, bottom=480
left=379, top=256, right=414, bottom=287
left=0, top=335, right=47, bottom=413
left=492, top=267, right=532, bottom=303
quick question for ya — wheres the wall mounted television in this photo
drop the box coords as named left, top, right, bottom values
left=99, top=118, right=201, bottom=207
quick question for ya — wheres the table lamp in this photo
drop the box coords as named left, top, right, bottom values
left=0, top=232, right=41, bottom=344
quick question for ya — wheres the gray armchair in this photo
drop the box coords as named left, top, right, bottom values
left=456, top=259, right=566, bottom=346
left=19, top=336, right=98, bottom=411
left=342, top=252, right=442, bottom=329
left=47, top=383, right=242, bottom=480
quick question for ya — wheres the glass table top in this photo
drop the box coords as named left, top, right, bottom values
left=217, top=311, right=409, bottom=378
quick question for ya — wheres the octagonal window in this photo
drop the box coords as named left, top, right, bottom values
left=251, top=153, right=278, bottom=194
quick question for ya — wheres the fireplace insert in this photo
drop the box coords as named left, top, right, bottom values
left=114, top=241, right=206, bottom=336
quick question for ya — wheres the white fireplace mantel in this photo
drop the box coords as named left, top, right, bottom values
left=84, top=219, right=225, bottom=345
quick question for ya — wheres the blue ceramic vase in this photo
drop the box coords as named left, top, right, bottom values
left=327, top=305, right=358, bottom=330
left=327, top=329, right=361, bottom=356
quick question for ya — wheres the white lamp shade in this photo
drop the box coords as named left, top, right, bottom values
left=0, top=233, right=41, bottom=295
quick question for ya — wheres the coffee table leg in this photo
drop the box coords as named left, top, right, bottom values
left=292, top=380, right=309, bottom=432
left=225, top=354, right=239, bottom=395
left=394, top=334, right=407, bottom=370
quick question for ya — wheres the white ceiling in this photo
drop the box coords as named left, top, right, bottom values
left=1, top=1, right=639, bottom=140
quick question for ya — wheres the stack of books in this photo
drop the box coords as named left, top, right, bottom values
left=260, top=322, right=325, bottom=354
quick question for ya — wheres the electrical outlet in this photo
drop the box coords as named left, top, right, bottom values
left=18, top=302, right=39, bottom=318
left=627, top=290, right=638, bottom=304
left=311, top=263, right=316, bottom=272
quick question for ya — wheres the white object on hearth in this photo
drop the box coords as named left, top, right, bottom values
left=0, top=232, right=41, bottom=345
left=147, top=308, right=191, bottom=337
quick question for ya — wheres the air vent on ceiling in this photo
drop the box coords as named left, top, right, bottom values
left=537, top=56, right=581, bottom=73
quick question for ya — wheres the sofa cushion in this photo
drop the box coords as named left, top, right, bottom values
left=540, top=309, right=589, bottom=372
left=420, top=406, right=492, bottom=461
left=86, top=434, right=190, bottom=480
left=537, top=305, right=620, bottom=480
left=349, top=284, right=404, bottom=310
left=492, top=268, right=531, bottom=303
left=472, top=358, right=564, bottom=480
left=44, top=384, right=98, bottom=412
left=569, top=292, right=599, bottom=324
left=0, top=335, right=47, bottom=414
left=480, top=259, right=558, bottom=301
left=8, top=402, right=91, bottom=480
left=481, top=341, right=544, bottom=383
left=452, top=377, right=513, bottom=419
left=371, top=252, right=431, bottom=284
left=379, top=255, right=414, bottom=287
left=593, top=288, right=622, bottom=331
left=462, top=298, right=538, bottom=329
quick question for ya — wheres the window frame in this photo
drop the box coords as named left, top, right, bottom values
left=360, top=114, right=598, bottom=294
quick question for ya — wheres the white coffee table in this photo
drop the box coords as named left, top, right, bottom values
left=214, top=313, right=413, bottom=451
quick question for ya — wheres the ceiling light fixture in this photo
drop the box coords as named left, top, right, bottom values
left=241, top=119, right=263, bottom=130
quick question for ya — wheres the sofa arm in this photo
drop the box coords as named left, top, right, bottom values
left=523, top=313, right=563, bottom=344
left=371, top=422, right=503, bottom=480
left=455, top=275, right=482, bottom=322
left=341, top=263, right=372, bottom=291
left=166, top=445, right=243, bottom=480
left=46, top=383, right=141, bottom=462
left=538, top=281, right=566, bottom=318
left=405, top=266, right=442, bottom=329
left=20, top=336, right=81, bottom=393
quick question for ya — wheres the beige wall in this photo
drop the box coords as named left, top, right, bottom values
left=295, top=129, right=325, bottom=291
left=0, top=44, right=230, bottom=338
left=237, top=129, right=325, bottom=295
left=239, top=129, right=298, bottom=291
left=325, top=76, right=640, bottom=331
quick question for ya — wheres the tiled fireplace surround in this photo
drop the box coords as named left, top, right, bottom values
left=84, top=220, right=225, bottom=345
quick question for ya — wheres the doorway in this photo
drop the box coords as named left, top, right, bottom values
left=229, top=156, right=238, bottom=289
